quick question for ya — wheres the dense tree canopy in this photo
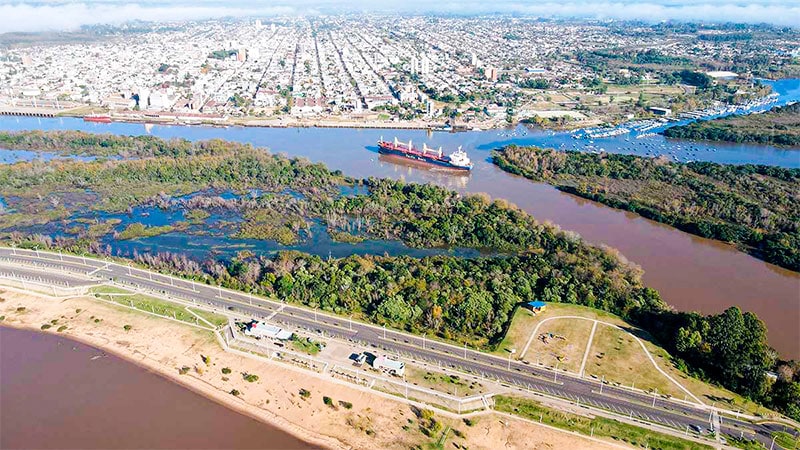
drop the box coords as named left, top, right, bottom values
left=663, top=103, right=800, bottom=147
left=492, top=145, right=800, bottom=271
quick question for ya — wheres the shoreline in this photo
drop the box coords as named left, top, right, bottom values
left=0, top=109, right=588, bottom=132
left=0, top=298, right=342, bottom=450
left=0, top=286, right=622, bottom=450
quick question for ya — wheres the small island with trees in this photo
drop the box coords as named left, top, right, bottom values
left=663, top=103, right=800, bottom=147
left=492, top=145, right=799, bottom=271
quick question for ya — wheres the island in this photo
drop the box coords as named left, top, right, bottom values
left=492, top=145, right=800, bottom=272
left=663, top=103, right=800, bottom=147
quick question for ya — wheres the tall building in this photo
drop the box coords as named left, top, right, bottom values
left=237, top=48, right=247, bottom=62
left=254, top=19, right=263, bottom=29
left=486, top=66, right=498, bottom=82
left=420, top=57, right=430, bottom=75
left=410, top=56, right=418, bottom=75
left=470, top=53, right=478, bottom=67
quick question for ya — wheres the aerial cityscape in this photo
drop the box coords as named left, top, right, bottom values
left=0, top=2, right=798, bottom=450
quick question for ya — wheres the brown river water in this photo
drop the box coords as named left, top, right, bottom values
left=0, top=115, right=798, bottom=357
left=0, top=326, right=318, bottom=450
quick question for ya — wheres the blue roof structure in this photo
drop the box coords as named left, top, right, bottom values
left=527, top=301, right=547, bottom=308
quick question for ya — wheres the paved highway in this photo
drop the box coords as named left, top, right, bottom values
left=0, top=247, right=793, bottom=448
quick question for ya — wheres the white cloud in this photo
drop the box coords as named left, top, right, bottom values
left=0, top=3, right=296, bottom=33
left=0, top=1, right=798, bottom=33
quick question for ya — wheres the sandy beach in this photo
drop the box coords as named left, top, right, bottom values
left=0, top=286, right=627, bottom=450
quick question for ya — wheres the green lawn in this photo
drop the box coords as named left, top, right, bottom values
left=290, top=335, right=325, bottom=355
left=494, top=395, right=712, bottom=450
left=91, top=285, right=225, bottom=328
left=405, top=367, right=486, bottom=397
left=522, top=317, right=594, bottom=373
left=586, top=324, right=685, bottom=398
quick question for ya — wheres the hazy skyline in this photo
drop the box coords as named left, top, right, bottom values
left=1, top=0, right=799, bottom=32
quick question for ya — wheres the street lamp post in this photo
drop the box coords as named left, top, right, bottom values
left=507, top=348, right=516, bottom=370
left=599, top=375, right=605, bottom=394
left=422, top=333, right=426, bottom=350
left=554, top=362, right=559, bottom=382
left=383, top=324, right=386, bottom=339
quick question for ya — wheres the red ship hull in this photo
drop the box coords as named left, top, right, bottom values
left=377, top=140, right=471, bottom=171
left=84, top=115, right=112, bottom=123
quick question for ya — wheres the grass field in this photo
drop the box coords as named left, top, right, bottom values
left=494, top=395, right=712, bottom=450
left=495, top=303, right=779, bottom=416
left=90, top=285, right=227, bottom=328
left=405, top=367, right=487, bottom=397
left=494, top=303, right=627, bottom=358
left=522, top=317, right=594, bottom=373
left=585, top=324, right=685, bottom=398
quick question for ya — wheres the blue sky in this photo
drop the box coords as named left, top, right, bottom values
left=1, top=1, right=798, bottom=32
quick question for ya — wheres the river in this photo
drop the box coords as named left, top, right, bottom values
left=0, top=326, right=317, bottom=449
left=0, top=79, right=798, bottom=358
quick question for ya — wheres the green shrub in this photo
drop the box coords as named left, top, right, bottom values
left=123, top=324, right=132, bottom=331
left=178, top=366, right=190, bottom=375
left=41, top=324, right=52, bottom=330
left=222, top=367, right=232, bottom=374
left=57, top=325, right=67, bottom=332
left=243, top=373, right=259, bottom=383
left=339, top=400, right=353, bottom=409
left=299, top=389, right=311, bottom=399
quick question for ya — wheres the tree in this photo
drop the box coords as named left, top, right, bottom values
left=706, top=307, right=771, bottom=396
left=377, top=295, right=412, bottom=322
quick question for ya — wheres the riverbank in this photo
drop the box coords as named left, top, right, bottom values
left=0, top=121, right=797, bottom=359
left=663, top=103, right=800, bottom=147
left=492, top=145, right=800, bottom=272
left=0, top=287, right=624, bottom=450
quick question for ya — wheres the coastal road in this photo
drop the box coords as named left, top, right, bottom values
left=0, top=247, right=793, bottom=448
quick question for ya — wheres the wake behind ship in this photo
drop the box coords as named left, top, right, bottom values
left=377, top=137, right=473, bottom=171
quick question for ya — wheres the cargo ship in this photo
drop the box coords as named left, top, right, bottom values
left=377, top=137, right=473, bottom=171
left=83, top=113, right=112, bottom=123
